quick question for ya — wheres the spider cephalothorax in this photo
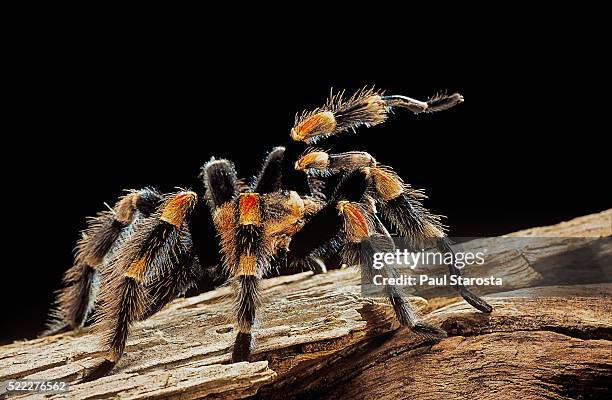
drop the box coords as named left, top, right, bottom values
left=44, top=87, right=491, bottom=381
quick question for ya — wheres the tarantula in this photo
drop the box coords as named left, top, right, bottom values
left=45, top=87, right=492, bottom=381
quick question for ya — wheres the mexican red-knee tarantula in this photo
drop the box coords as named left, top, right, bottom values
left=45, top=87, right=492, bottom=381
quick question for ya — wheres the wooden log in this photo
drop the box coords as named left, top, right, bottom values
left=262, top=284, right=612, bottom=400
left=0, top=210, right=610, bottom=399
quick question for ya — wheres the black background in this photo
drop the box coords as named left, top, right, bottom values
left=2, top=36, right=608, bottom=343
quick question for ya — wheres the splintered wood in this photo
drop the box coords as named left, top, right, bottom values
left=1, top=209, right=610, bottom=399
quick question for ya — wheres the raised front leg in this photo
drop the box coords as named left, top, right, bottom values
left=298, top=150, right=492, bottom=313
left=290, top=88, right=464, bottom=144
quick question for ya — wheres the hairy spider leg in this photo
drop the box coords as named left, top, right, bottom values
left=201, top=159, right=268, bottom=362
left=81, top=191, right=198, bottom=382
left=356, top=217, right=448, bottom=341
left=43, top=188, right=163, bottom=336
left=287, top=169, right=446, bottom=339
left=252, top=146, right=286, bottom=194
left=231, top=193, right=270, bottom=362
left=296, top=150, right=493, bottom=313
left=290, top=88, right=464, bottom=144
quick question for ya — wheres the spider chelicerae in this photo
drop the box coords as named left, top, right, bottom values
left=44, top=87, right=492, bottom=381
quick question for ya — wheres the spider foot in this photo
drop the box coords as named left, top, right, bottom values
left=456, top=287, right=494, bottom=313
left=232, top=332, right=253, bottom=363
left=80, top=356, right=117, bottom=383
left=412, top=321, right=447, bottom=343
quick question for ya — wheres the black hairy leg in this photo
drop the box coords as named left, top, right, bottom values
left=437, top=237, right=493, bottom=312
left=283, top=170, right=364, bottom=263
left=295, top=150, right=376, bottom=177
left=195, top=157, right=250, bottom=287
left=364, top=166, right=493, bottom=313
left=81, top=191, right=199, bottom=382
left=230, top=193, right=268, bottom=362
left=358, top=220, right=446, bottom=341
left=290, top=88, right=464, bottom=144
left=43, top=188, right=162, bottom=336
left=287, top=169, right=371, bottom=263
left=383, top=92, right=464, bottom=113
left=356, top=238, right=447, bottom=342
left=227, top=189, right=310, bottom=359
left=253, top=146, right=285, bottom=194
left=201, top=158, right=244, bottom=209
left=338, top=201, right=444, bottom=341
left=201, top=159, right=263, bottom=362
left=296, top=150, right=493, bottom=313
left=254, top=141, right=325, bottom=199
left=288, top=168, right=446, bottom=340
left=287, top=201, right=343, bottom=264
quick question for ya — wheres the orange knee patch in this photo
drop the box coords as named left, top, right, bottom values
left=338, top=201, right=370, bottom=242
left=294, top=151, right=330, bottom=171
left=125, top=256, right=147, bottom=281
left=291, top=111, right=337, bottom=141
left=160, top=191, right=197, bottom=227
left=369, top=167, right=404, bottom=200
left=238, top=193, right=261, bottom=226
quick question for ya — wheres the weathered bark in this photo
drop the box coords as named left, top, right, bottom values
left=0, top=210, right=610, bottom=399
left=291, top=284, right=612, bottom=400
